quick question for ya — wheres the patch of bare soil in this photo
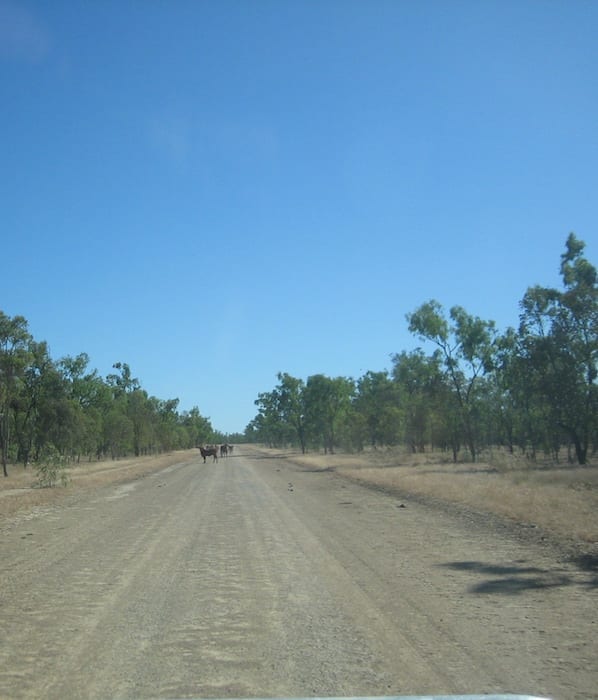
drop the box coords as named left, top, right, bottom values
left=1, top=444, right=596, bottom=698
left=0, top=449, right=199, bottom=521
left=257, top=445, right=598, bottom=552
left=3, top=444, right=597, bottom=556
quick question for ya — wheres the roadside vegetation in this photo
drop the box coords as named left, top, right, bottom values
left=0, top=449, right=198, bottom=520
left=0, top=327, right=242, bottom=478
left=247, top=234, right=597, bottom=468
left=271, top=445, right=598, bottom=546
left=1, top=234, right=595, bottom=482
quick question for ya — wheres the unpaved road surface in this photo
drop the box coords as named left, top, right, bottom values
left=1, top=446, right=596, bottom=699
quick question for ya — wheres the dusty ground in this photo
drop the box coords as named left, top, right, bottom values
left=2, top=446, right=597, bottom=548
left=0, top=450, right=200, bottom=519
left=1, top=445, right=596, bottom=699
left=271, top=446, right=598, bottom=550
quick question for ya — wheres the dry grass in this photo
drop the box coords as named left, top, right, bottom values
left=264, top=445, right=598, bottom=545
left=0, top=450, right=198, bottom=521
left=2, top=445, right=597, bottom=547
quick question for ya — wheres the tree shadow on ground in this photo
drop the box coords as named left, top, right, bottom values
left=568, top=552, right=598, bottom=588
left=438, top=559, right=597, bottom=595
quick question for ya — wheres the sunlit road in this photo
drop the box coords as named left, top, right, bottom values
left=1, top=446, right=596, bottom=699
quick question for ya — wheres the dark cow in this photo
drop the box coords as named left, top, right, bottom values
left=220, top=443, right=228, bottom=458
left=199, top=445, right=218, bottom=463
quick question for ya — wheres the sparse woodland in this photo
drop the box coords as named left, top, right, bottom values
left=0, top=347, right=230, bottom=477
left=1, top=234, right=595, bottom=475
left=247, top=234, right=597, bottom=466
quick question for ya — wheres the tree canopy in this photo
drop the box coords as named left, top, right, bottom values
left=2, top=235, right=595, bottom=471
left=246, top=234, right=597, bottom=465
left=0, top=318, right=219, bottom=476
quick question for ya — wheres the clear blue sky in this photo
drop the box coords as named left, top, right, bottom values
left=1, top=0, right=596, bottom=435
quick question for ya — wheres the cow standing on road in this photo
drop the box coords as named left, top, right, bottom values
left=199, top=446, right=218, bottom=463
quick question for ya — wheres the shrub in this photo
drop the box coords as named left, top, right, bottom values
left=35, top=447, right=70, bottom=488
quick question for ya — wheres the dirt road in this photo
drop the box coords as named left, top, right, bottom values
left=1, top=446, right=595, bottom=699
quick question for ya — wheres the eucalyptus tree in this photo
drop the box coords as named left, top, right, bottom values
left=303, top=374, right=354, bottom=453
left=407, top=301, right=497, bottom=461
left=391, top=349, right=445, bottom=453
left=518, top=233, right=597, bottom=464
left=0, top=312, right=33, bottom=475
left=127, top=389, right=154, bottom=455
left=271, top=372, right=307, bottom=452
left=181, top=407, right=213, bottom=447
left=42, top=381, right=78, bottom=459
left=58, top=353, right=109, bottom=461
left=491, top=328, right=553, bottom=458
left=103, top=362, right=143, bottom=457
left=59, top=353, right=94, bottom=399
left=244, top=415, right=262, bottom=444
left=106, top=362, right=140, bottom=397
left=155, top=397, right=181, bottom=451
left=485, top=329, right=519, bottom=453
left=353, top=370, right=401, bottom=448
left=250, top=374, right=309, bottom=449
left=103, top=407, right=134, bottom=459
left=252, top=389, right=289, bottom=447
left=12, top=340, right=54, bottom=466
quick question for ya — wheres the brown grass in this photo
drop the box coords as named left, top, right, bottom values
left=0, top=450, right=198, bottom=521
left=262, top=446, right=598, bottom=545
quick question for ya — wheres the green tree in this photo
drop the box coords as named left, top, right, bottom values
left=106, top=362, right=140, bottom=397
left=353, top=370, right=400, bottom=448
left=103, top=405, right=134, bottom=459
left=407, top=301, right=496, bottom=461
left=303, top=374, right=354, bottom=453
left=391, top=349, right=445, bottom=453
left=492, top=328, right=551, bottom=458
left=180, top=406, right=213, bottom=447
left=518, top=233, right=597, bottom=464
left=154, top=398, right=180, bottom=452
left=12, top=340, right=54, bottom=466
left=0, top=313, right=33, bottom=476
left=58, top=353, right=107, bottom=461
left=252, top=389, right=289, bottom=447
left=127, top=389, right=153, bottom=456
left=272, top=372, right=307, bottom=452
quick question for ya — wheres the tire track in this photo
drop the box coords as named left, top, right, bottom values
left=1, top=449, right=596, bottom=699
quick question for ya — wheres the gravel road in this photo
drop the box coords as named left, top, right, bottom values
left=1, top=446, right=596, bottom=699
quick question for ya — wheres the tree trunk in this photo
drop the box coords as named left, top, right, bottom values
left=572, top=436, right=587, bottom=465
left=1, top=422, right=8, bottom=476
left=561, top=424, right=587, bottom=465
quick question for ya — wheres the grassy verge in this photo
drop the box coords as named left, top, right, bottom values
left=0, top=450, right=198, bottom=521
left=259, top=445, right=598, bottom=546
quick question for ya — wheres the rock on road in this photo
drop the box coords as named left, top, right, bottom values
left=0, top=446, right=596, bottom=699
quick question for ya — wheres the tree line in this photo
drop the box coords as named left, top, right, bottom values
left=0, top=326, right=227, bottom=476
left=246, top=234, right=597, bottom=466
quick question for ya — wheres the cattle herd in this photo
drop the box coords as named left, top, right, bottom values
left=198, top=444, right=234, bottom=463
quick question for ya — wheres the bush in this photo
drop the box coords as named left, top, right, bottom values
left=35, top=447, right=70, bottom=488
